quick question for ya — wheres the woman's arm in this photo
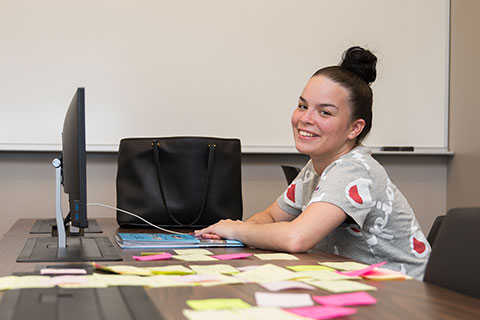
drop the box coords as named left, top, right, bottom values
left=244, top=202, right=296, bottom=224
left=194, top=201, right=347, bottom=253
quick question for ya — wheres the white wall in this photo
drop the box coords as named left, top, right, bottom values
left=447, top=0, right=480, bottom=209
left=0, top=0, right=449, bottom=152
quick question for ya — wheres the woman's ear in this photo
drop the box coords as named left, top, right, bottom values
left=348, top=119, right=366, bottom=140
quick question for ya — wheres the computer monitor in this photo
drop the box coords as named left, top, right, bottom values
left=61, top=87, right=88, bottom=229
left=17, top=88, right=121, bottom=262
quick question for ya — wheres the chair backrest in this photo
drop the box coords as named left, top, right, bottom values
left=280, top=165, right=301, bottom=185
left=423, top=207, right=480, bottom=299
left=426, top=215, right=445, bottom=248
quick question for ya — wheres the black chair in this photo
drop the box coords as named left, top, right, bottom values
left=426, top=215, right=445, bottom=248
left=423, top=207, right=480, bottom=299
left=280, top=165, right=301, bottom=185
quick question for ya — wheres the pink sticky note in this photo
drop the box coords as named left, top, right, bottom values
left=338, top=261, right=388, bottom=277
left=313, top=292, right=377, bottom=306
left=132, top=253, right=172, bottom=261
left=285, top=306, right=357, bottom=320
left=211, top=253, right=253, bottom=260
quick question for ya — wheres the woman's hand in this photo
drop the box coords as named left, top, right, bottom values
left=194, top=219, right=244, bottom=240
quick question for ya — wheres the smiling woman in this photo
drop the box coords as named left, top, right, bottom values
left=195, top=46, right=431, bottom=280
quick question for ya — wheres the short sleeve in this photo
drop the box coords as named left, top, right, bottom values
left=307, top=159, right=376, bottom=228
left=276, top=162, right=314, bottom=217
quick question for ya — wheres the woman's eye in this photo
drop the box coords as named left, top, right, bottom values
left=320, top=110, right=331, bottom=116
left=297, top=104, right=307, bottom=110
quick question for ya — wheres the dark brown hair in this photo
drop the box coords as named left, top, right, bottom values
left=312, top=46, right=377, bottom=144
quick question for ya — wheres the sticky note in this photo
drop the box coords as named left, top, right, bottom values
left=148, top=275, right=194, bottom=288
left=211, top=253, right=252, bottom=260
left=189, top=264, right=239, bottom=274
left=173, top=254, right=216, bottom=261
left=234, top=263, right=297, bottom=283
left=186, top=298, right=251, bottom=310
left=318, top=261, right=368, bottom=271
left=254, top=253, right=299, bottom=260
left=57, top=275, right=108, bottom=289
left=183, top=309, right=242, bottom=320
left=238, top=307, right=310, bottom=320
left=175, top=274, right=226, bottom=284
left=48, top=275, right=90, bottom=286
left=147, top=265, right=194, bottom=275
left=99, top=265, right=153, bottom=276
left=40, top=268, right=87, bottom=275
left=293, top=270, right=360, bottom=281
left=308, top=280, right=377, bottom=293
left=175, top=249, right=213, bottom=255
left=140, top=252, right=165, bottom=255
left=260, top=281, right=316, bottom=292
left=285, top=305, right=357, bottom=319
left=360, top=267, right=411, bottom=280
left=286, top=265, right=335, bottom=272
left=337, top=261, right=387, bottom=277
left=132, top=253, right=172, bottom=261
left=255, top=292, right=314, bottom=308
left=183, top=307, right=309, bottom=320
left=313, top=292, right=377, bottom=306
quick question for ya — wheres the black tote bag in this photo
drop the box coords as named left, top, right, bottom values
left=116, top=137, right=243, bottom=228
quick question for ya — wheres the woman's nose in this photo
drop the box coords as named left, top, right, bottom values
left=299, top=109, right=315, bottom=124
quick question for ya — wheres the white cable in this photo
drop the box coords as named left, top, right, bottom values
left=87, top=202, right=189, bottom=235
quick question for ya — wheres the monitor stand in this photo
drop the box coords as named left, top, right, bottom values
left=16, top=158, right=121, bottom=263
left=30, top=218, right=102, bottom=234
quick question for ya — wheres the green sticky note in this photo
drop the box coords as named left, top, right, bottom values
left=308, top=280, right=377, bottom=293
left=186, top=298, right=251, bottom=311
left=286, top=265, right=335, bottom=272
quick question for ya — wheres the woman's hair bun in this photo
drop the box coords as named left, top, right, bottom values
left=340, top=46, right=377, bottom=84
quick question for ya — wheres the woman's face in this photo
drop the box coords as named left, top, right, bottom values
left=291, top=75, right=364, bottom=162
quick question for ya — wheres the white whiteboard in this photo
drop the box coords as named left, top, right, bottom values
left=0, top=0, right=449, bottom=153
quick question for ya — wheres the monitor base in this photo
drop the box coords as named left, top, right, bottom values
left=16, top=236, right=122, bottom=262
left=30, top=219, right=102, bottom=234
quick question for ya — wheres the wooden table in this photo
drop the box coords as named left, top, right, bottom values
left=1, top=218, right=479, bottom=319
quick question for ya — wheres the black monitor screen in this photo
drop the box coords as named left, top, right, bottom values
left=62, top=87, right=88, bottom=229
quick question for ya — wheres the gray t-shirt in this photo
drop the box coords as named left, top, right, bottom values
left=277, top=146, right=430, bottom=279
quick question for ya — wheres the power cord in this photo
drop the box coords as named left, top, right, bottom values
left=87, top=202, right=189, bottom=235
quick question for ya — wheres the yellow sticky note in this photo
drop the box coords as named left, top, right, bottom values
left=318, top=261, right=368, bottom=271
left=286, top=265, right=335, bottom=272
left=93, top=263, right=153, bottom=276
left=238, top=307, right=308, bottom=319
left=183, top=307, right=306, bottom=320
left=148, top=275, right=194, bottom=288
left=147, top=265, right=194, bottom=275
left=254, top=253, right=298, bottom=260
left=200, top=274, right=245, bottom=287
left=175, top=249, right=213, bottom=255
left=141, top=252, right=165, bottom=256
left=173, top=254, right=216, bottom=261
left=293, top=270, right=360, bottom=281
left=11, top=276, right=54, bottom=289
left=186, top=298, right=251, bottom=310
left=58, top=275, right=108, bottom=288
left=189, top=264, right=239, bottom=274
left=183, top=309, right=242, bottom=320
left=235, top=263, right=297, bottom=283
left=307, top=279, right=377, bottom=293
left=0, top=276, right=19, bottom=290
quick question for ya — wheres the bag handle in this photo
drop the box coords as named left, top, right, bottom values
left=152, top=140, right=216, bottom=226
